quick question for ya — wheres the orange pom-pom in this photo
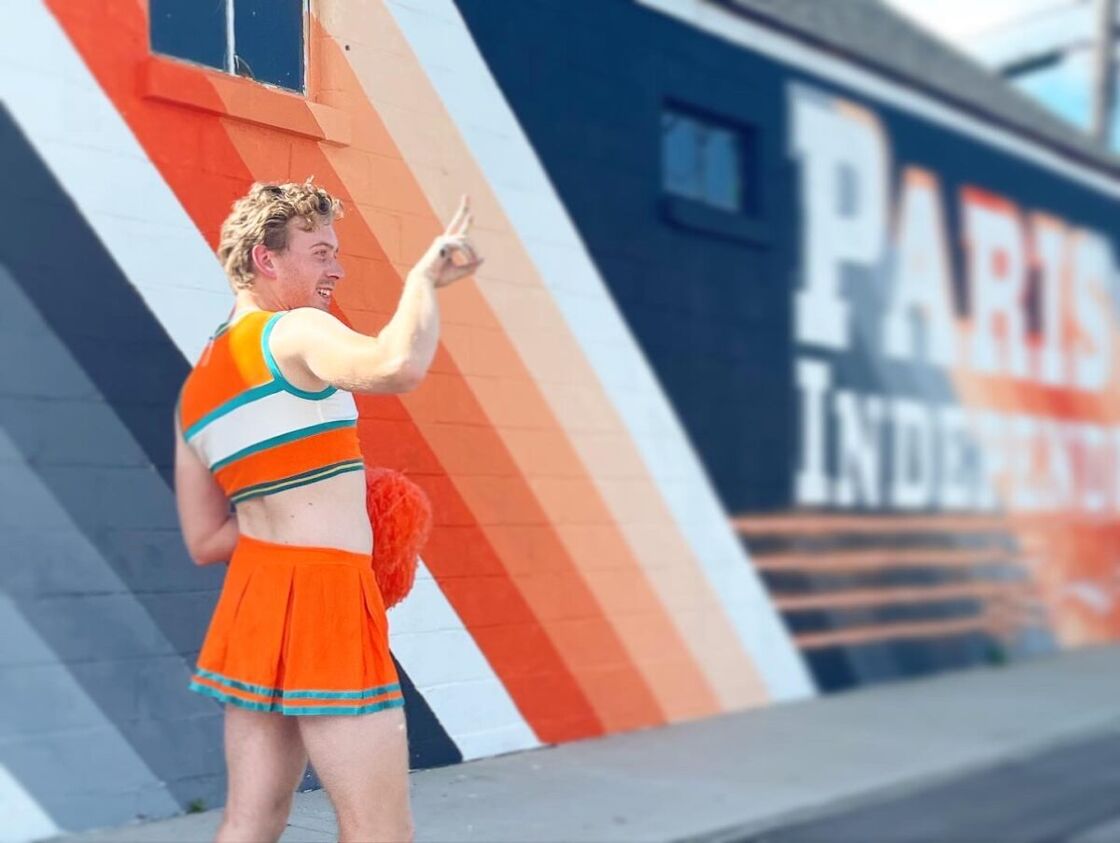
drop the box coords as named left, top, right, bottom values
left=365, top=467, right=432, bottom=609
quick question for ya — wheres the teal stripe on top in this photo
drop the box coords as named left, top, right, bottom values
left=262, top=312, right=337, bottom=400
left=209, top=419, right=357, bottom=473
left=210, top=308, right=255, bottom=341
left=189, top=681, right=406, bottom=716
left=228, top=459, right=365, bottom=504
left=183, top=380, right=284, bottom=441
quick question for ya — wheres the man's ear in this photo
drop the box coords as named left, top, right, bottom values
left=251, top=243, right=278, bottom=279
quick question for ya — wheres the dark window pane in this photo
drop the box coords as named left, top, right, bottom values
left=234, top=0, right=305, bottom=92
left=701, top=127, right=741, bottom=212
left=662, top=107, right=747, bottom=213
left=150, top=0, right=228, bottom=71
left=662, top=112, right=702, bottom=202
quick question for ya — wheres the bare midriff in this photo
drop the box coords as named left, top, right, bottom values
left=233, top=470, right=373, bottom=555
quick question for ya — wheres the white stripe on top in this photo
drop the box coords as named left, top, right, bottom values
left=191, top=387, right=358, bottom=470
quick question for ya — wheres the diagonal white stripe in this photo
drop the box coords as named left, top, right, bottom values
left=0, top=762, right=59, bottom=843
left=0, top=2, right=232, bottom=364
left=388, top=565, right=541, bottom=760
left=0, top=0, right=541, bottom=764
left=383, top=0, right=815, bottom=700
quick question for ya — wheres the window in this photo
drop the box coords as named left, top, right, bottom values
left=661, top=106, right=754, bottom=213
left=150, top=0, right=307, bottom=93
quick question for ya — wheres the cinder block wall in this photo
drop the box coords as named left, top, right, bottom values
left=0, top=0, right=816, bottom=837
left=1, top=112, right=227, bottom=833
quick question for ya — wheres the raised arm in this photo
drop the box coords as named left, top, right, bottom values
left=269, top=195, right=482, bottom=394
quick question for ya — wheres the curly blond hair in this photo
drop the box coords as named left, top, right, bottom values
left=217, top=179, right=344, bottom=289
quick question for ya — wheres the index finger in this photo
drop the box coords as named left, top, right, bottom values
left=444, top=195, right=470, bottom=236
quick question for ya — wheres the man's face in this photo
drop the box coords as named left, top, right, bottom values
left=267, top=219, right=344, bottom=311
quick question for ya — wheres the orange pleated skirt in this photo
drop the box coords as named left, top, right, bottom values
left=189, top=535, right=404, bottom=716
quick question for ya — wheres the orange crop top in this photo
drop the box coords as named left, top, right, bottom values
left=178, top=310, right=364, bottom=504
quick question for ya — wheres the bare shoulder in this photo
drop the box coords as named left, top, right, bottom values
left=272, top=306, right=344, bottom=335
left=264, top=308, right=381, bottom=392
left=268, top=307, right=350, bottom=353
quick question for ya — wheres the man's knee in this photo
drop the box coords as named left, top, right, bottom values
left=337, top=805, right=413, bottom=842
left=219, top=793, right=293, bottom=842
left=338, top=819, right=414, bottom=843
left=217, top=814, right=287, bottom=843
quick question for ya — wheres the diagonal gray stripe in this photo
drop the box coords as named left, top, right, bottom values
left=0, top=267, right=230, bottom=827
left=0, top=592, right=179, bottom=836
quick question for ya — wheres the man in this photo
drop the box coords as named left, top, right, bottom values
left=174, top=180, right=481, bottom=842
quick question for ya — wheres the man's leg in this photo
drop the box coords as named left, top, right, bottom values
left=216, top=706, right=308, bottom=843
left=297, top=707, right=413, bottom=842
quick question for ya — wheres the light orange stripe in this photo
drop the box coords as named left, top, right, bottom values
left=294, top=11, right=746, bottom=723
left=753, top=548, right=1021, bottom=573
left=734, top=513, right=1013, bottom=536
left=794, top=612, right=1023, bottom=650
left=775, top=581, right=1029, bottom=613
left=207, top=67, right=694, bottom=729
left=43, top=2, right=606, bottom=741
left=322, top=1, right=770, bottom=713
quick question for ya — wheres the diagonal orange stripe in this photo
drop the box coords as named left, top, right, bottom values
left=214, top=127, right=668, bottom=731
left=794, top=611, right=1023, bottom=650
left=318, top=0, right=772, bottom=713
left=293, top=16, right=731, bottom=725
left=45, top=0, right=605, bottom=742
left=194, top=49, right=691, bottom=728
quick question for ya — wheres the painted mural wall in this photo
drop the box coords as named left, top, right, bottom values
left=1, top=0, right=811, bottom=837
left=0, top=0, right=1115, bottom=838
left=456, top=0, right=1120, bottom=690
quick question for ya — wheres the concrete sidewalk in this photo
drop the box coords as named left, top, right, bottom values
left=56, top=645, right=1120, bottom=842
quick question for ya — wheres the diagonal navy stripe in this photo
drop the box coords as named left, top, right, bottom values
left=0, top=106, right=462, bottom=799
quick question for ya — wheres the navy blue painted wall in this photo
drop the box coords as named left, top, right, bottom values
left=457, top=0, right=797, bottom=514
left=453, top=0, right=1117, bottom=689
left=454, top=0, right=1117, bottom=507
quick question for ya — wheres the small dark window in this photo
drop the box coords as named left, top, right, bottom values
left=149, top=0, right=226, bottom=73
left=150, top=0, right=306, bottom=93
left=233, top=0, right=305, bottom=92
left=661, top=107, right=753, bottom=213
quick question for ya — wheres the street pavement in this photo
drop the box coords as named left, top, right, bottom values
left=732, top=728, right=1120, bottom=842
left=54, top=644, right=1120, bottom=843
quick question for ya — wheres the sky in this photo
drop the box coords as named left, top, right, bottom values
left=882, top=0, right=1116, bottom=145
left=882, top=0, right=1075, bottom=45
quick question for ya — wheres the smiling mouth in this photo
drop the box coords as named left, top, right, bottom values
left=316, top=286, right=333, bottom=302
